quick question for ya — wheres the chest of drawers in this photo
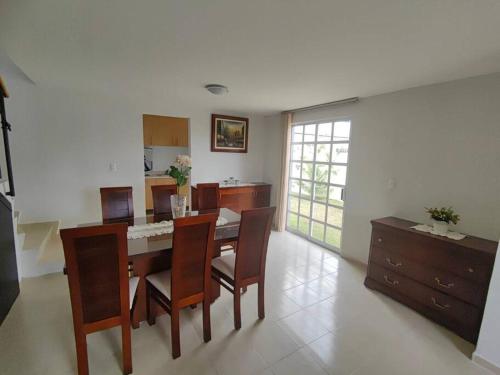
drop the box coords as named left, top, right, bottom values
left=364, top=217, right=497, bottom=343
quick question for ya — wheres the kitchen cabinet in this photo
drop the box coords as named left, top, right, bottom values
left=145, top=177, right=189, bottom=211
left=143, top=114, right=188, bottom=147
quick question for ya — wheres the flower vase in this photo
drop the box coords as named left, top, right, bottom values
left=170, top=194, right=187, bottom=218
left=432, top=221, right=448, bottom=235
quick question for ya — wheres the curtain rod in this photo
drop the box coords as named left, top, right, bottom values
left=284, top=97, right=359, bottom=113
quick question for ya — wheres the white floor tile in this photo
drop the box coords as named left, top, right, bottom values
left=0, top=231, right=490, bottom=375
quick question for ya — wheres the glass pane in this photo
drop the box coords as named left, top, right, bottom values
left=312, top=203, right=326, bottom=222
left=314, top=164, right=329, bottom=183
left=298, top=216, right=310, bottom=235
left=300, top=181, right=312, bottom=199
left=287, top=212, right=298, bottom=229
left=311, top=222, right=325, bottom=241
left=303, top=144, right=315, bottom=161
left=289, top=196, right=299, bottom=213
left=330, top=165, right=347, bottom=185
left=327, top=206, right=343, bottom=227
left=331, top=143, right=349, bottom=163
left=313, top=183, right=327, bottom=203
left=325, top=226, right=342, bottom=248
left=289, top=179, right=300, bottom=195
left=291, top=162, right=301, bottom=178
left=292, top=126, right=303, bottom=142
left=302, top=162, right=313, bottom=180
left=329, top=186, right=344, bottom=207
left=317, top=122, right=332, bottom=142
left=304, top=124, right=316, bottom=142
left=333, top=121, right=350, bottom=141
left=299, top=199, right=310, bottom=217
left=291, top=144, right=302, bottom=161
left=315, top=143, right=330, bottom=162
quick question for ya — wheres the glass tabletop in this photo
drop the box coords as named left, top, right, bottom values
left=79, top=208, right=241, bottom=256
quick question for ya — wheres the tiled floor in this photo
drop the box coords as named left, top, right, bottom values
left=0, top=231, right=492, bottom=375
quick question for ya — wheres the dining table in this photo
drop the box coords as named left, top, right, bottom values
left=78, top=208, right=241, bottom=328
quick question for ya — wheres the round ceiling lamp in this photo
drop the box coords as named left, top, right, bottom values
left=205, top=84, right=229, bottom=95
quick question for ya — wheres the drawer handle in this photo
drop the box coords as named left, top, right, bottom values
left=377, top=238, right=383, bottom=243
left=435, top=277, right=454, bottom=289
left=386, top=258, right=402, bottom=267
left=384, top=275, right=399, bottom=286
left=468, top=267, right=475, bottom=273
left=431, top=297, right=450, bottom=310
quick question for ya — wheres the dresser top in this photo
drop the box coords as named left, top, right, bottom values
left=192, top=182, right=271, bottom=190
left=372, top=216, right=498, bottom=256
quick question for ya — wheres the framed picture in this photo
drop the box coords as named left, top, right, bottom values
left=211, top=114, right=249, bottom=153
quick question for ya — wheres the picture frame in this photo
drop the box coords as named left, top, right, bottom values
left=211, top=114, right=249, bottom=153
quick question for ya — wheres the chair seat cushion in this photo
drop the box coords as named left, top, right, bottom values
left=212, top=253, right=236, bottom=279
left=146, top=270, right=172, bottom=299
left=129, top=277, right=140, bottom=309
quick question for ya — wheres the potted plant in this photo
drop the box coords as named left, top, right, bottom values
left=166, top=155, right=191, bottom=218
left=425, top=207, right=460, bottom=235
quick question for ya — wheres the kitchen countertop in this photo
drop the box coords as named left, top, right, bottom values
left=145, top=174, right=173, bottom=179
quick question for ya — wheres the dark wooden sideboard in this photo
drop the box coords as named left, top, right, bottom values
left=191, top=183, right=271, bottom=213
left=364, top=217, right=497, bottom=343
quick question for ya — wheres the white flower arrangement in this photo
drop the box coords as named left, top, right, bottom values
left=166, top=154, right=192, bottom=187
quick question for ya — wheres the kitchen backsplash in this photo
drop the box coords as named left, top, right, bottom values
left=145, top=146, right=189, bottom=172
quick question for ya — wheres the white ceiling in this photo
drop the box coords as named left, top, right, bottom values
left=1, top=0, right=500, bottom=115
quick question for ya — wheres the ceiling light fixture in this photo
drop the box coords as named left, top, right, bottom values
left=205, top=84, right=229, bottom=95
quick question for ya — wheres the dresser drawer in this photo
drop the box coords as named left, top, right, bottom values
left=368, top=263, right=480, bottom=329
left=371, top=227, right=492, bottom=283
left=370, top=246, right=484, bottom=307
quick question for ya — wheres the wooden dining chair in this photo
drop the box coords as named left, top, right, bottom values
left=145, top=213, right=217, bottom=359
left=151, top=184, right=178, bottom=215
left=196, top=183, right=220, bottom=210
left=211, top=206, right=275, bottom=330
left=100, top=186, right=134, bottom=221
left=60, top=223, right=139, bottom=375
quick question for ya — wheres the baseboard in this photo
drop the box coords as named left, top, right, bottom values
left=472, top=353, right=500, bottom=374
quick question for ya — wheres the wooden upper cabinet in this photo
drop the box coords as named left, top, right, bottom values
left=143, top=114, right=189, bottom=147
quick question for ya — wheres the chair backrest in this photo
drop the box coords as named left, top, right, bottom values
left=100, top=186, right=134, bottom=221
left=151, top=184, right=178, bottom=215
left=60, top=223, right=130, bottom=327
left=171, top=214, right=217, bottom=304
left=235, top=207, right=276, bottom=281
left=197, top=183, right=220, bottom=210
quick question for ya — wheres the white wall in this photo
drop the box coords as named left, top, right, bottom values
left=1, top=59, right=269, bottom=227
left=268, top=73, right=500, bottom=263
left=475, top=241, right=500, bottom=371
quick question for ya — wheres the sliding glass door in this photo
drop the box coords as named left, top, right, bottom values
left=286, top=120, right=351, bottom=252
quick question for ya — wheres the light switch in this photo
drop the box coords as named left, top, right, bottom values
left=109, top=161, right=118, bottom=172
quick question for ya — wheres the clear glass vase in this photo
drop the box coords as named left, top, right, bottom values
left=170, top=194, right=187, bottom=218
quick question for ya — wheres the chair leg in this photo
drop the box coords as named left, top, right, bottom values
left=146, top=283, right=156, bottom=326
left=75, top=331, right=89, bottom=375
left=203, top=298, right=211, bottom=342
left=130, top=296, right=139, bottom=329
left=258, top=280, right=265, bottom=320
left=121, top=319, right=132, bottom=375
left=233, top=284, right=242, bottom=330
left=171, top=307, right=181, bottom=359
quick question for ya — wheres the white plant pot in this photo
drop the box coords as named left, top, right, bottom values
left=433, top=221, right=448, bottom=235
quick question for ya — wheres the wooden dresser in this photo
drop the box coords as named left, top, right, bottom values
left=365, top=217, right=497, bottom=343
left=191, top=183, right=271, bottom=213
